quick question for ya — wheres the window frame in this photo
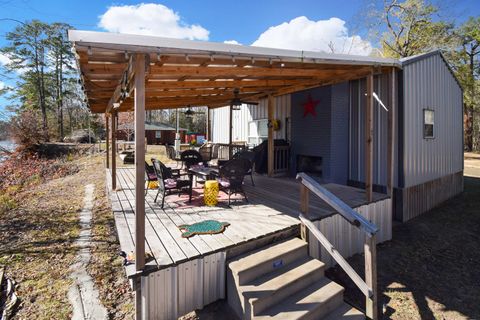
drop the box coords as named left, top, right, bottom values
left=423, top=109, right=435, bottom=139
left=248, top=119, right=268, bottom=146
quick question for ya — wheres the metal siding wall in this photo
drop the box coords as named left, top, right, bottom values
left=291, top=87, right=332, bottom=178
left=349, top=75, right=389, bottom=186
left=308, top=198, right=392, bottom=268
left=402, top=54, right=463, bottom=187
left=142, top=252, right=226, bottom=320
left=211, top=95, right=291, bottom=144
left=330, top=83, right=350, bottom=184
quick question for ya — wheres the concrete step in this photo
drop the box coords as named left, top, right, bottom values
left=253, top=277, right=345, bottom=320
left=229, top=238, right=308, bottom=286
left=247, top=258, right=326, bottom=317
left=323, top=303, right=365, bottom=320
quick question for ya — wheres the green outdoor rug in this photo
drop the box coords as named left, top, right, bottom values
left=178, top=220, right=230, bottom=238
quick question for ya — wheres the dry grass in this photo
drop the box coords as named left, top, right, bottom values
left=0, top=152, right=134, bottom=319
left=327, top=154, right=480, bottom=320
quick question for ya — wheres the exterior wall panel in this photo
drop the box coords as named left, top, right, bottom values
left=402, top=54, right=463, bottom=187
left=211, top=95, right=291, bottom=144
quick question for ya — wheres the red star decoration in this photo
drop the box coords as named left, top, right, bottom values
left=302, top=94, right=320, bottom=118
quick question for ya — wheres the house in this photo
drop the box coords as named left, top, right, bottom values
left=117, top=121, right=186, bottom=145
left=210, top=50, right=463, bottom=222
left=69, top=30, right=463, bottom=320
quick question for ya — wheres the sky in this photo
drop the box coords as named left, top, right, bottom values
left=0, top=0, right=479, bottom=115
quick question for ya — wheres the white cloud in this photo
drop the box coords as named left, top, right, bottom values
left=224, top=40, right=241, bottom=45
left=0, top=53, right=11, bottom=66
left=252, top=16, right=372, bottom=56
left=98, top=3, right=209, bottom=40
left=0, top=81, right=5, bottom=90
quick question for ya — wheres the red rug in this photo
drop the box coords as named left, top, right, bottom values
left=163, top=186, right=247, bottom=209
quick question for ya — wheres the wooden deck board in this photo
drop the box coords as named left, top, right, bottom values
left=108, top=168, right=388, bottom=275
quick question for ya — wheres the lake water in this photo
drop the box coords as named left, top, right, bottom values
left=0, top=140, right=16, bottom=162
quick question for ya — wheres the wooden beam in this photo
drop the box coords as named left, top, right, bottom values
left=134, top=54, right=146, bottom=271
left=365, top=73, right=374, bottom=202
left=206, top=107, right=211, bottom=141
left=228, top=105, right=233, bottom=158
left=150, top=65, right=373, bottom=78
left=387, top=68, right=396, bottom=197
left=106, top=55, right=136, bottom=114
left=146, top=79, right=305, bottom=90
left=134, top=53, right=146, bottom=320
left=267, top=95, right=274, bottom=177
left=365, top=235, right=378, bottom=320
left=105, top=114, right=110, bottom=169
left=111, top=112, right=117, bottom=190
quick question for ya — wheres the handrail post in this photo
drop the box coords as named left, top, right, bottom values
left=300, top=184, right=309, bottom=242
left=365, top=234, right=378, bottom=320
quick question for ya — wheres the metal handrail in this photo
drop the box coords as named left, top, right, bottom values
left=296, top=172, right=379, bottom=236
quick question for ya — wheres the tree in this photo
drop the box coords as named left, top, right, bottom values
left=449, top=17, right=480, bottom=151
left=1, top=20, right=51, bottom=140
left=365, top=0, right=455, bottom=58
left=46, top=23, right=76, bottom=140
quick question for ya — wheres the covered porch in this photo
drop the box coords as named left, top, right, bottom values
left=69, top=30, right=399, bottom=319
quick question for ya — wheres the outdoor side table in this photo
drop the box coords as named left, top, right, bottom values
left=204, top=180, right=219, bottom=206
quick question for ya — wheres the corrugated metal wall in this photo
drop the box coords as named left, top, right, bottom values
left=349, top=74, right=391, bottom=186
left=211, top=95, right=291, bottom=144
left=309, top=197, right=392, bottom=268
left=402, top=54, right=463, bottom=187
left=141, top=252, right=226, bottom=320
left=330, top=83, right=350, bottom=184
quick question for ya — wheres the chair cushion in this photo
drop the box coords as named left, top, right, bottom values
left=164, top=178, right=177, bottom=189
left=217, top=178, right=230, bottom=188
left=147, top=172, right=157, bottom=180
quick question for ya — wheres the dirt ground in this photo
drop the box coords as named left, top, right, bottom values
left=327, top=153, right=480, bottom=320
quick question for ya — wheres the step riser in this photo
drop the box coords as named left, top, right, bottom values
left=250, top=266, right=325, bottom=317
left=301, top=290, right=344, bottom=320
left=236, top=244, right=308, bottom=286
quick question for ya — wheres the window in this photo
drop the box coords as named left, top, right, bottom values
left=423, top=109, right=434, bottom=139
left=248, top=119, right=268, bottom=146
left=155, top=131, right=162, bottom=139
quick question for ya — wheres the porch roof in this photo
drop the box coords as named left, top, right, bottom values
left=68, top=30, right=401, bottom=114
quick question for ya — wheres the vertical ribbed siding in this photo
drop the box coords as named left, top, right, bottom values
left=402, top=54, right=463, bottom=187
left=349, top=74, right=390, bottom=186
left=211, top=94, right=291, bottom=144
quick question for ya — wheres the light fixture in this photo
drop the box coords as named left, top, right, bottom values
left=210, top=54, right=214, bottom=62
left=87, top=46, right=92, bottom=55
left=251, top=57, right=255, bottom=64
left=184, top=106, right=195, bottom=118
left=124, top=51, right=128, bottom=59
left=185, top=54, right=190, bottom=62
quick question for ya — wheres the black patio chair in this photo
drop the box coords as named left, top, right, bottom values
left=198, top=144, right=213, bottom=162
left=217, top=158, right=250, bottom=205
left=145, top=161, right=157, bottom=195
left=232, top=150, right=256, bottom=186
left=180, top=149, right=204, bottom=171
left=165, top=145, right=181, bottom=168
left=151, top=158, right=192, bottom=209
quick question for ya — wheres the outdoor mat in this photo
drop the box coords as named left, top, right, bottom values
left=178, top=220, right=230, bottom=238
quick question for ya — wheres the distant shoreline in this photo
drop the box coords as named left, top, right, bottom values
left=0, top=140, right=16, bottom=162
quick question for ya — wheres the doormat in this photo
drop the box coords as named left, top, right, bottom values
left=178, top=220, right=230, bottom=238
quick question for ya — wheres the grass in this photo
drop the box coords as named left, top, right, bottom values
left=326, top=158, right=480, bottom=320
left=0, top=152, right=134, bottom=319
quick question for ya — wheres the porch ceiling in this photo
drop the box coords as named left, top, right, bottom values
left=69, top=30, right=401, bottom=114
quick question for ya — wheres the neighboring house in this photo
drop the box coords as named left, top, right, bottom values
left=211, top=50, right=463, bottom=222
left=117, top=122, right=186, bottom=145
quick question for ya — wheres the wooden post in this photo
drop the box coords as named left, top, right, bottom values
left=228, top=105, right=233, bottom=159
left=387, top=68, right=396, bottom=197
left=267, top=95, right=274, bottom=177
left=134, top=54, right=146, bottom=320
left=300, top=184, right=310, bottom=242
left=111, top=112, right=117, bottom=190
left=105, top=114, right=110, bottom=169
left=365, top=235, right=378, bottom=320
left=206, top=107, right=211, bottom=141
left=365, top=73, right=374, bottom=202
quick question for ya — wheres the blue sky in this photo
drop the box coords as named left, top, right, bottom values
left=0, top=0, right=479, bottom=115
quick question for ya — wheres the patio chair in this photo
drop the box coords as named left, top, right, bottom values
left=217, top=158, right=250, bottom=205
left=151, top=158, right=192, bottom=208
left=198, top=144, right=213, bottom=162
left=145, top=161, right=157, bottom=195
left=232, top=150, right=256, bottom=186
left=180, top=149, right=204, bottom=171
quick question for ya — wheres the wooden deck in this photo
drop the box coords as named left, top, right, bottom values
left=107, top=167, right=388, bottom=278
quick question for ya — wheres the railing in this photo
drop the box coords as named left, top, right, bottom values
left=297, top=172, right=379, bottom=320
left=215, top=143, right=247, bottom=160
left=273, top=145, right=290, bottom=175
